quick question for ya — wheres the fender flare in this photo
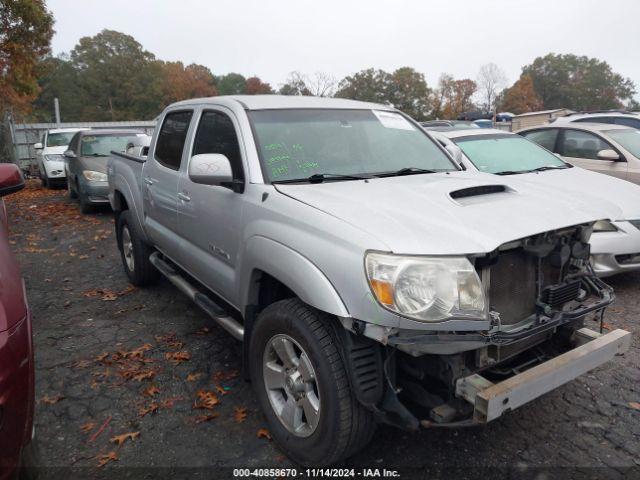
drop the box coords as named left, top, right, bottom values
left=111, top=175, right=148, bottom=242
left=240, top=236, right=349, bottom=318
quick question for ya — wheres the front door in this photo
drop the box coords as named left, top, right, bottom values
left=177, top=107, right=246, bottom=306
left=557, top=129, right=628, bottom=180
left=143, top=109, right=194, bottom=257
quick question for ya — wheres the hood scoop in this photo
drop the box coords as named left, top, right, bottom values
left=450, top=184, right=513, bottom=205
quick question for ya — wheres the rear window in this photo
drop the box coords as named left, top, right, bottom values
left=80, top=134, right=137, bottom=157
left=47, top=132, right=76, bottom=147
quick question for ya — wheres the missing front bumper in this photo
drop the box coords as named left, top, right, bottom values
left=455, top=328, right=631, bottom=423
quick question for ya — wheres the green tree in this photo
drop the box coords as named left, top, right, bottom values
left=387, top=67, right=431, bottom=120
left=335, top=68, right=392, bottom=104
left=69, top=29, right=164, bottom=120
left=216, top=73, right=246, bottom=95
left=0, top=0, right=54, bottom=115
left=522, top=53, right=636, bottom=111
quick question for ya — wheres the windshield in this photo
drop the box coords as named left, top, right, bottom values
left=47, top=132, right=76, bottom=147
left=248, top=109, right=456, bottom=182
left=606, top=129, right=640, bottom=158
left=455, top=135, right=567, bottom=174
left=80, top=134, right=136, bottom=156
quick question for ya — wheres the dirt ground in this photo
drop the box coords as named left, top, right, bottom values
left=5, top=181, right=640, bottom=479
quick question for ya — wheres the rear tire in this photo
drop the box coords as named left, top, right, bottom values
left=116, top=210, right=159, bottom=286
left=249, top=298, right=375, bottom=466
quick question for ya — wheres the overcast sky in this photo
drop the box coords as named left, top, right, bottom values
left=48, top=0, right=640, bottom=98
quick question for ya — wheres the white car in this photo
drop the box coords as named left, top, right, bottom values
left=125, top=134, right=151, bottom=157
left=430, top=128, right=640, bottom=277
left=34, top=128, right=89, bottom=188
left=552, top=111, right=640, bottom=130
left=518, top=123, right=640, bottom=185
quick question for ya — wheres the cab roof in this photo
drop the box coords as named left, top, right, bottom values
left=169, top=95, right=395, bottom=112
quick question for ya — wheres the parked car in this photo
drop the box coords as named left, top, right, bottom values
left=420, top=120, right=479, bottom=130
left=34, top=128, right=88, bottom=188
left=495, top=112, right=514, bottom=123
left=472, top=119, right=493, bottom=129
left=108, top=95, right=630, bottom=465
left=64, top=129, right=145, bottom=213
left=552, top=111, right=640, bottom=129
left=0, top=163, right=38, bottom=479
left=431, top=128, right=640, bottom=277
left=518, top=123, right=640, bottom=184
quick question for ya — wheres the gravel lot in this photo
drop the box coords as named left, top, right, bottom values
left=5, top=181, right=640, bottom=479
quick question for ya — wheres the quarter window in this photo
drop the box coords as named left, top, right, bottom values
left=155, top=111, right=194, bottom=170
left=560, top=130, right=612, bottom=160
left=614, top=117, right=640, bottom=129
left=192, top=110, right=244, bottom=180
left=521, top=129, right=559, bottom=152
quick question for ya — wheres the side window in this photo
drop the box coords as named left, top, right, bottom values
left=192, top=110, right=244, bottom=180
left=560, top=130, right=611, bottom=160
left=155, top=110, right=194, bottom=170
left=614, top=117, right=640, bottom=129
left=521, top=129, right=559, bottom=152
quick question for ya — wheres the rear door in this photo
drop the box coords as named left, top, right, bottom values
left=557, top=128, right=628, bottom=180
left=177, top=107, right=246, bottom=306
left=143, top=109, right=194, bottom=258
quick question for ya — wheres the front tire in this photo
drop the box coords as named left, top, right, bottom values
left=249, top=299, right=375, bottom=466
left=116, top=210, right=159, bottom=286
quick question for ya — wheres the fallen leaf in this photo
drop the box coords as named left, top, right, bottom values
left=139, top=403, right=159, bottom=417
left=142, top=385, right=160, bottom=397
left=186, top=372, right=203, bottom=382
left=97, top=451, right=118, bottom=468
left=195, top=327, right=210, bottom=335
left=630, top=402, right=640, bottom=410
left=257, top=428, right=271, bottom=440
left=193, top=390, right=219, bottom=410
left=195, top=413, right=219, bottom=424
left=215, top=384, right=228, bottom=396
left=165, top=351, right=191, bottom=364
left=131, top=370, right=156, bottom=382
left=160, top=396, right=183, bottom=409
left=102, top=292, right=119, bottom=301
left=233, top=407, right=248, bottom=423
left=41, top=394, right=65, bottom=405
left=80, top=422, right=96, bottom=434
left=110, top=431, right=140, bottom=446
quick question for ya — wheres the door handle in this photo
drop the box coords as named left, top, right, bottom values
left=177, top=192, right=191, bottom=202
left=143, top=177, right=153, bottom=185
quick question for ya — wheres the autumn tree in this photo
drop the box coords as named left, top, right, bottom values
left=0, top=0, right=54, bottom=115
left=499, top=74, right=543, bottom=114
left=216, top=73, right=246, bottom=95
left=522, top=53, right=635, bottom=111
left=431, top=73, right=454, bottom=118
left=160, top=61, right=217, bottom=104
left=245, top=76, right=273, bottom=94
left=476, top=63, right=506, bottom=112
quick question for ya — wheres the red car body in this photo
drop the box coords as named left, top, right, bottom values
left=0, top=165, right=35, bottom=479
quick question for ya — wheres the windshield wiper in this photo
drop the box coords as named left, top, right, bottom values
left=88, top=153, right=108, bottom=157
left=273, top=173, right=373, bottom=184
left=496, top=165, right=569, bottom=176
left=375, top=167, right=438, bottom=177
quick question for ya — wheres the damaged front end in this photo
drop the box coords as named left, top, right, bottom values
left=346, top=223, right=629, bottom=430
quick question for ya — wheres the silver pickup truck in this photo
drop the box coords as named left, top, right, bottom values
left=107, top=95, right=630, bottom=466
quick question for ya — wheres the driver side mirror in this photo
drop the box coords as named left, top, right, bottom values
left=34, top=142, right=43, bottom=150
left=188, top=153, right=234, bottom=186
left=0, top=163, right=25, bottom=197
left=597, top=149, right=620, bottom=161
left=64, top=150, right=76, bottom=158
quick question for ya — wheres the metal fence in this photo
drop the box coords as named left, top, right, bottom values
left=8, top=120, right=157, bottom=173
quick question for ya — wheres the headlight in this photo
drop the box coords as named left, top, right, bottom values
left=365, top=252, right=486, bottom=322
left=593, top=220, right=618, bottom=232
left=44, top=154, right=63, bottom=162
left=82, top=170, right=108, bottom=182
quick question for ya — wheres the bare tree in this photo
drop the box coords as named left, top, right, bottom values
left=278, top=71, right=336, bottom=97
left=476, top=63, right=507, bottom=113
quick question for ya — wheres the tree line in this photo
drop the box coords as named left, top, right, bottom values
left=1, top=0, right=638, bottom=126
